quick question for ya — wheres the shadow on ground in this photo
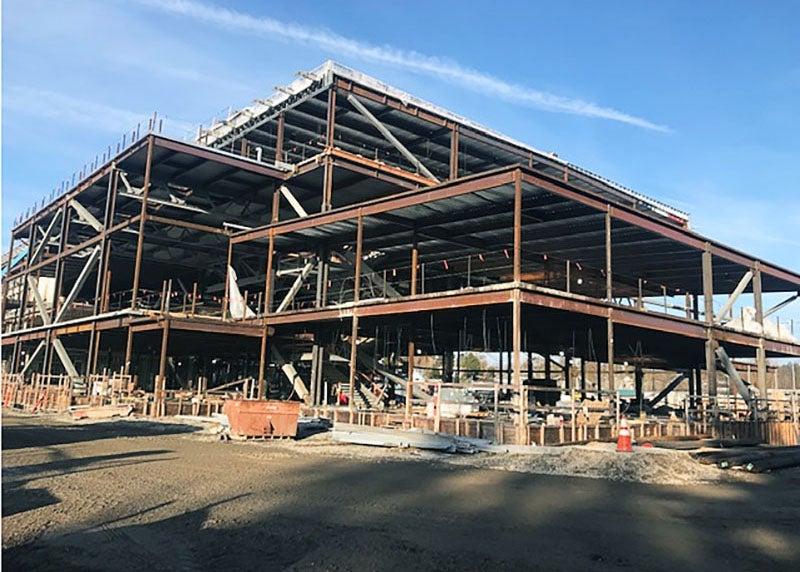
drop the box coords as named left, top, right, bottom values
left=3, top=413, right=800, bottom=571
left=1, top=414, right=199, bottom=450
left=3, top=449, right=174, bottom=518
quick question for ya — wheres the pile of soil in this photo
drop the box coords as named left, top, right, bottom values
left=445, top=443, right=758, bottom=485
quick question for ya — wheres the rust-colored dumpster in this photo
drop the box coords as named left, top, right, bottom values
left=222, top=399, right=301, bottom=438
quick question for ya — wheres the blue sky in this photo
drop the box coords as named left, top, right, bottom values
left=3, top=0, right=799, bottom=323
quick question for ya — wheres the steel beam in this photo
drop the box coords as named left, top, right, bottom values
left=714, top=270, right=753, bottom=324
left=513, top=171, right=522, bottom=282
left=271, top=344, right=310, bottom=402
left=605, top=209, right=613, bottom=301
left=338, top=250, right=400, bottom=298
left=130, top=136, right=155, bottom=309
left=279, top=184, right=309, bottom=218
left=648, top=372, right=688, bottom=408
left=24, top=275, right=80, bottom=378
left=346, top=93, right=439, bottom=182
left=29, top=210, right=62, bottom=263
left=232, top=169, right=515, bottom=243
left=54, top=246, right=101, bottom=323
left=512, top=290, right=525, bottom=443
left=275, top=260, right=315, bottom=313
left=69, top=199, right=103, bottom=232
left=764, top=293, right=800, bottom=318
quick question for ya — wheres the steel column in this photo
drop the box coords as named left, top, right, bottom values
left=513, top=170, right=522, bottom=282
left=449, top=125, right=459, bottom=180
left=275, top=112, right=285, bottom=163
left=130, top=135, right=155, bottom=309
left=607, top=317, right=615, bottom=392
left=605, top=208, right=613, bottom=301
left=702, top=245, right=717, bottom=396
left=348, top=214, right=364, bottom=412
left=512, top=290, right=525, bottom=443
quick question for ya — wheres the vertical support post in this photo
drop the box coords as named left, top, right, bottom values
left=353, top=215, right=363, bottom=302
left=406, top=225, right=418, bottom=422
left=637, top=279, right=644, bottom=310
left=190, top=282, right=198, bottom=316
left=406, top=328, right=415, bottom=424
left=130, top=135, right=155, bottom=309
left=634, top=365, right=644, bottom=412
left=410, top=231, right=419, bottom=296
left=124, top=326, right=134, bottom=375
left=527, top=350, right=533, bottom=384
left=449, top=124, right=459, bottom=180
left=156, top=319, right=170, bottom=417
left=693, top=365, right=702, bottom=408
left=326, top=87, right=337, bottom=148
left=321, top=87, right=337, bottom=212
left=702, top=247, right=714, bottom=323
left=271, top=184, right=281, bottom=223
left=607, top=316, right=615, bottom=392
left=322, top=157, right=334, bottom=212
left=566, top=260, right=571, bottom=294
left=512, top=290, right=525, bottom=444
left=605, top=208, right=613, bottom=301
left=310, top=246, right=329, bottom=406
left=348, top=214, right=364, bottom=414
left=222, top=241, right=233, bottom=320
left=263, top=232, right=275, bottom=315
left=544, top=354, right=551, bottom=385
left=257, top=326, right=268, bottom=399
left=753, top=263, right=764, bottom=325
left=596, top=359, right=602, bottom=393
left=702, top=245, right=717, bottom=396
left=705, top=339, right=718, bottom=399
left=275, top=112, right=285, bottom=163
left=752, top=262, right=767, bottom=398
left=756, top=344, right=767, bottom=400
left=513, top=170, right=522, bottom=283
left=580, top=356, right=587, bottom=398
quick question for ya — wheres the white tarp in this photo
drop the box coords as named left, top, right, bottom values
left=724, top=306, right=798, bottom=343
left=226, top=266, right=256, bottom=320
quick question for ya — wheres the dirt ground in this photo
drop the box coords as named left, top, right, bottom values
left=3, top=411, right=800, bottom=571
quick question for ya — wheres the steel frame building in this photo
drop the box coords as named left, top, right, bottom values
left=3, top=61, right=799, bottom=442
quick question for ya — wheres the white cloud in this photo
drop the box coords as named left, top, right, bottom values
left=5, top=86, right=146, bottom=133
left=3, top=86, right=196, bottom=138
left=107, top=53, right=257, bottom=96
left=132, top=0, right=671, bottom=132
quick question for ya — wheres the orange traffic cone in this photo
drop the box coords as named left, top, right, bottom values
left=616, top=417, right=633, bottom=453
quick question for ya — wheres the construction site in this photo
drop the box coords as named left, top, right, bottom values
left=3, top=61, right=799, bottom=443
left=3, top=61, right=800, bottom=570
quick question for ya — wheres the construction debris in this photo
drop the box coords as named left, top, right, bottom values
left=692, top=445, right=800, bottom=473
left=70, top=404, right=133, bottom=420
left=445, top=442, right=751, bottom=485
left=331, top=422, right=538, bottom=454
